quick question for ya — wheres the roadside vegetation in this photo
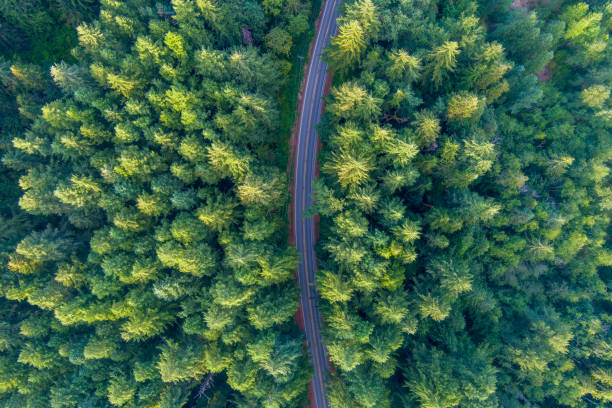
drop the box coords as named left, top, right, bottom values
left=314, top=0, right=612, bottom=406
left=0, top=0, right=314, bottom=406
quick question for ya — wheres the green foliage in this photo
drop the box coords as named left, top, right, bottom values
left=316, top=0, right=612, bottom=406
left=1, top=0, right=611, bottom=406
left=0, top=0, right=94, bottom=63
left=0, top=0, right=313, bottom=406
left=327, top=0, right=380, bottom=73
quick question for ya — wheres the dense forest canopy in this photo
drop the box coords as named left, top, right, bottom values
left=0, top=0, right=610, bottom=407
left=0, top=0, right=316, bottom=407
left=315, top=0, right=611, bottom=407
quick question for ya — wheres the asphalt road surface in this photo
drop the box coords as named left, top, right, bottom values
left=294, top=0, right=341, bottom=407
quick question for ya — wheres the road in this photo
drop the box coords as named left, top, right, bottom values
left=294, top=0, right=341, bottom=407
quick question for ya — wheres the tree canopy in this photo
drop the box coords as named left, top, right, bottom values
left=1, top=0, right=611, bottom=407
left=0, top=0, right=316, bottom=406
left=316, top=0, right=612, bottom=407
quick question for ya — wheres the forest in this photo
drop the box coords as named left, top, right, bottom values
left=0, top=0, right=610, bottom=407
left=315, top=0, right=612, bottom=406
left=0, top=0, right=315, bottom=406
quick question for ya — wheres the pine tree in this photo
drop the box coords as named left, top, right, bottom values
left=328, top=20, right=367, bottom=72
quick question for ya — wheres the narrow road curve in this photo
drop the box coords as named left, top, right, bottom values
left=294, top=0, right=341, bottom=407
